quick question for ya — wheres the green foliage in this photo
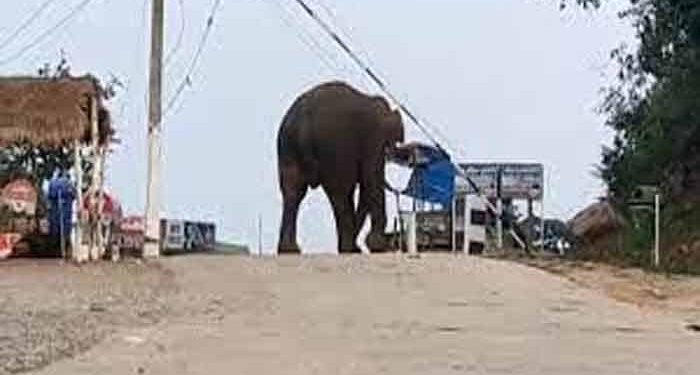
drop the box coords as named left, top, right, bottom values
left=571, top=0, right=700, bottom=271
left=598, top=1, right=700, bottom=198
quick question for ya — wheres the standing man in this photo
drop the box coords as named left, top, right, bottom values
left=47, top=171, right=76, bottom=258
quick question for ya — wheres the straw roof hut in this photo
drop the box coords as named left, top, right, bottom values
left=0, top=75, right=113, bottom=147
left=0, top=75, right=115, bottom=262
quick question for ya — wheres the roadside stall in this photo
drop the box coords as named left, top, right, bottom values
left=0, top=75, right=114, bottom=262
left=387, top=142, right=458, bottom=252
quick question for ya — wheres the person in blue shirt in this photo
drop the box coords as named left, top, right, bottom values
left=47, top=171, right=76, bottom=256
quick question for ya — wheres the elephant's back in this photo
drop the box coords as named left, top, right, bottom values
left=304, top=81, right=371, bottom=111
left=276, top=80, right=378, bottom=164
left=276, top=96, right=305, bottom=159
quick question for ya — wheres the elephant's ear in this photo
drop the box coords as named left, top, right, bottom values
left=392, top=108, right=402, bottom=121
left=371, top=96, right=392, bottom=116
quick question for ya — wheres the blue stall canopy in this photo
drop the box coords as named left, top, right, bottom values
left=389, top=142, right=457, bottom=206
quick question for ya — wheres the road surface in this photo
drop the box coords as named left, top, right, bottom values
left=35, top=254, right=698, bottom=375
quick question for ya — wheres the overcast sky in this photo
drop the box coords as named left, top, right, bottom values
left=0, top=0, right=633, bottom=252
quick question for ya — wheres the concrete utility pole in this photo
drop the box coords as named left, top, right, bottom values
left=144, top=0, right=165, bottom=258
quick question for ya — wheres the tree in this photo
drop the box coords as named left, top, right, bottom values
left=566, top=0, right=700, bottom=270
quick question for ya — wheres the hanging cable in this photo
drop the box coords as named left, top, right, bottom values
left=261, top=0, right=348, bottom=76
left=0, top=0, right=61, bottom=52
left=164, top=0, right=186, bottom=67
left=0, top=0, right=98, bottom=67
left=291, top=0, right=473, bottom=175
left=308, top=0, right=377, bottom=79
left=291, top=0, right=450, bottom=152
left=290, top=0, right=527, bottom=245
left=164, top=0, right=223, bottom=116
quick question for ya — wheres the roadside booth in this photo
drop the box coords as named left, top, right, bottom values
left=0, top=75, right=114, bottom=262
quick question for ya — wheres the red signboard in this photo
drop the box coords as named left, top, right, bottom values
left=1, top=179, right=38, bottom=215
left=120, top=216, right=145, bottom=232
left=0, top=233, right=22, bottom=259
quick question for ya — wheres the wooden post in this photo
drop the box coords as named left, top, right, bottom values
left=89, top=97, right=101, bottom=261
left=496, top=167, right=504, bottom=249
left=405, top=211, right=417, bottom=256
left=463, top=195, right=470, bottom=254
left=144, top=0, right=165, bottom=258
left=654, top=193, right=661, bottom=268
left=451, top=197, right=456, bottom=253
left=257, top=214, right=263, bottom=256
left=72, top=141, right=86, bottom=262
left=541, top=196, right=546, bottom=253
left=96, top=146, right=106, bottom=259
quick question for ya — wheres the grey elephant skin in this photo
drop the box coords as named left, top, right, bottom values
left=276, top=81, right=405, bottom=254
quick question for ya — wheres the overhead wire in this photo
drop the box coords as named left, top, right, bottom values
left=290, top=0, right=447, bottom=151
left=290, top=0, right=473, bottom=169
left=164, top=0, right=186, bottom=67
left=0, top=0, right=98, bottom=67
left=290, top=0, right=528, bottom=245
left=308, top=0, right=377, bottom=77
left=0, top=0, right=61, bottom=52
left=164, top=0, right=223, bottom=117
left=260, top=0, right=353, bottom=78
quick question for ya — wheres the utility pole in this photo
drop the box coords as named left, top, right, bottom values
left=257, top=214, right=263, bottom=256
left=144, top=0, right=165, bottom=258
left=496, top=167, right=504, bottom=250
left=654, top=193, right=661, bottom=268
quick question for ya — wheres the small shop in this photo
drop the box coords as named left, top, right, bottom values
left=0, top=75, right=115, bottom=262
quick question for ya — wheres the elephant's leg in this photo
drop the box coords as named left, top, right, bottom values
left=362, top=163, right=389, bottom=252
left=353, top=187, right=370, bottom=241
left=297, top=118, right=321, bottom=188
left=278, top=160, right=308, bottom=254
left=326, top=188, right=360, bottom=254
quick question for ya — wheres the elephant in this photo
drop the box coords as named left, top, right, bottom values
left=276, top=81, right=405, bottom=254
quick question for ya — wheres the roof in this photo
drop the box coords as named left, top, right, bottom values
left=0, top=75, right=113, bottom=146
left=389, top=142, right=450, bottom=167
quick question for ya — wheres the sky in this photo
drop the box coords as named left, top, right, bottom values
left=0, top=0, right=634, bottom=252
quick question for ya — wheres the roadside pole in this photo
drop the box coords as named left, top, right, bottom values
left=654, top=193, right=661, bottom=268
left=144, top=0, right=165, bottom=258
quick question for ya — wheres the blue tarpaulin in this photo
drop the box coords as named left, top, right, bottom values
left=399, top=144, right=457, bottom=206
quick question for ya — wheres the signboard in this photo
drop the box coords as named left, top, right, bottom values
left=112, top=216, right=145, bottom=254
left=456, top=163, right=544, bottom=200
left=1, top=179, right=38, bottom=215
left=120, top=216, right=145, bottom=232
left=112, top=216, right=216, bottom=253
left=111, top=231, right=144, bottom=252
left=183, top=221, right=216, bottom=250
left=0, top=233, right=22, bottom=259
left=628, top=185, right=660, bottom=209
left=161, top=219, right=186, bottom=249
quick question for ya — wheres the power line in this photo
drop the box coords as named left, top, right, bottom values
left=289, top=0, right=527, bottom=245
left=0, top=0, right=61, bottom=52
left=164, top=0, right=223, bottom=116
left=309, top=0, right=377, bottom=75
left=164, top=0, right=186, bottom=67
left=0, top=0, right=98, bottom=67
left=290, top=0, right=448, bottom=151
left=260, top=0, right=354, bottom=78
left=291, top=0, right=469, bottom=167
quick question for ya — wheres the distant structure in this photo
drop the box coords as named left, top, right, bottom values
left=0, top=75, right=114, bottom=262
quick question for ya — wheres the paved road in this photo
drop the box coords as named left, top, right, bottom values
left=37, top=254, right=698, bottom=375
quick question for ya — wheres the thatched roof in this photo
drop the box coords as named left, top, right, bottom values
left=0, top=75, right=113, bottom=146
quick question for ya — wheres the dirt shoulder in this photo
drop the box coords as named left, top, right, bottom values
left=4, top=253, right=700, bottom=375
left=493, top=253, right=700, bottom=325
left=0, top=259, right=177, bottom=374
